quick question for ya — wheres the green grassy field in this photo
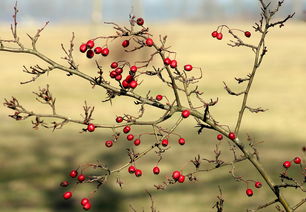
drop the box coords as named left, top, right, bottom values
left=0, top=21, right=305, bottom=212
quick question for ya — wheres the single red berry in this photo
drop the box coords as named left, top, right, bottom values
left=78, top=174, right=86, bottom=182
left=115, top=74, right=122, bottom=81
left=184, top=64, right=193, bottom=71
left=283, top=161, right=291, bottom=168
left=63, top=191, right=72, bottom=200
left=86, top=40, right=95, bottom=49
left=146, top=38, right=154, bottom=47
left=164, top=57, right=171, bottom=65
left=122, top=40, right=129, bottom=48
left=116, top=116, right=123, bottom=123
left=94, top=47, right=103, bottom=54
left=136, top=17, right=144, bottom=26
left=178, top=138, right=185, bottom=145
left=217, top=134, right=223, bottom=140
left=86, top=50, right=94, bottom=59
left=80, top=44, right=87, bottom=53
left=69, top=169, right=78, bottom=178
left=244, top=31, right=251, bottom=38
left=170, top=60, right=177, bottom=68
left=135, top=169, right=142, bottom=177
left=122, top=80, right=129, bottom=88
left=101, top=48, right=109, bottom=56
left=156, top=95, right=163, bottom=101
left=83, top=202, right=91, bottom=211
left=178, top=175, right=185, bottom=183
left=161, top=139, right=168, bottom=147
left=110, top=62, right=118, bottom=69
left=129, top=80, right=138, bottom=89
left=130, top=66, right=137, bottom=73
left=293, top=157, right=301, bottom=164
left=87, top=123, right=95, bottom=132
left=153, top=166, right=160, bottom=175
left=216, top=32, right=223, bottom=40
left=181, top=110, right=190, bottom=118
left=81, top=198, right=90, bottom=206
left=125, top=75, right=134, bottom=83
left=127, top=134, right=134, bottom=141
left=172, top=171, right=181, bottom=180
left=246, top=188, right=253, bottom=197
left=60, top=181, right=70, bottom=187
left=228, top=132, right=236, bottom=140
left=115, top=68, right=123, bottom=74
left=110, top=71, right=117, bottom=78
left=134, top=139, right=141, bottom=146
left=211, top=31, right=218, bottom=38
left=128, top=165, right=136, bottom=174
left=105, top=140, right=113, bottom=148
left=255, top=181, right=262, bottom=188
left=123, top=126, right=131, bottom=134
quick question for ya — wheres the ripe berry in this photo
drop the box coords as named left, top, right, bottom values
left=127, top=134, right=134, bottom=141
left=170, top=60, right=177, bottom=68
left=125, top=75, right=134, bottom=83
left=63, top=191, right=72, bottom=200
left=293, top=157, right=301, bottom=164
left=153, top=166, right=160, bottom=175
left=172, top=171, right=181, bottom=180
left=161, top=139, right=168, bottom=147
left=101, top=48, right=109, bottom=56
left=94, top=47, right=103, bottom=54
left=122, top=80, right=129, bottom=88
left=130, top=66, right=137, bottom=73
left=245, top=31, right=251, bottom=38
left=81, top=198, right=90, bottom=206
left=105, top=140, right=113, bottom=148
left=246, top=189, right=253, bottom=197
left=156, top=95, right=163, bottom=101
left=87, top=123, right=95, bottom=132
left=228, top=132, right=236, bottom=140
left=80, top=44, right=87, bottom=53
left=217, top=134, right=223, bottom=140
left=184, top=64, right=193, bottom=71
left=181, top=110, right=190, bottom=118
left=69, top=170, right=78, bottom=178
left=86, top=40, right=95, bottom=49
left=78, top=174, right=86, bottom=182
left=110, top=71, right=117, bottom=78
left=216, top=33, right=223, bottom=40
left=115, top=74, right=122, bottom=81
left=134, top=139, right=141, bottom=146
left=128, top=165, right=136, bottom=174
left=129, top=80, right=138, bottom=89
left=178, top=138, right=185, bottom=145
left=283, top=161, right=291, bottom=168
left=86, top=50, right=94, bottom=59
left=135, top=169, right=142, bottom=177
left=115, top=68, right=123, bottom=75
left=136, top=18, right=144, bottom=26
left=164, top=57, right=171, bottom=65
left=110, top=62, right=118, bottom=69
left=123, top=126, right=131, bottom=134
left=116, top=116, right=123, bottom=123
left=83, top=202, right=91, bottom=211
left=211, top=31, right=218, bottom=38
left=178, top=175, right=185, bottom=183
left=122, top=40, right=129, bottom=47
left=145, top=38, right=154, bottom=47
left=60, top=181, right=70, bottom=187
left=255, top=181, right=262, bottom=188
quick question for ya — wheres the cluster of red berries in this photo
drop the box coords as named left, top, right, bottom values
left=109, top=62, right=138, bottom=89
left=172, top=170, right=185, bottom=183
left=216, top=132, right=236, bottom=141
left=283, top=157, right=302, bottom=168
left=80, top=40, right=109, bottom=58
left=211, top=30, right=251, bottom=40
left=246, top=181, right=262, bottom=197
left=163, top=57, right=193, bottom=72
left=128, top=165, right=142, bottom=177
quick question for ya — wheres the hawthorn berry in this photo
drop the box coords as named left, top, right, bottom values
left=255, top=181, right=262, bottom=188
left=122, top=80, right=129, bottom=88
left=163, top=57, right=171, bottom=65
left=129, top=80, right=138, bottom=89
left=156, top=95, right=163, bottom=101
left=122, top=40, right=129, bottom=47
left=178, top=138, right=185, bottom=145
left=153, top=166, right=160, bottom=175
left=228, top=132, right=236, bottom=140
left=246, top=189, right=253, bottom=197
left=81, top=198, right=90, bottom=206
left=101, top=48, right=109, bottom=56
left=293, top=157, right=301, bottom=164
left=116, top=116, right=123, bottom=123
left=216, top=32, right=223, bottom=40
left=60, top=181, right=70, bottom=187
left=217, top=134, right=223, bottom=140
left=78, top=174, right=86, bottom=182
left=83, top=202, right=91, bottom=211
left=63, top=191, right=72, bottom=200
left=80, top=44, right=87, bottom=53
left=86, top=40, right=94, bottom=49
left=94, top=47, right=103, bottom=54
left=136, top=17, right=144, bottom=26
left=244, top=31, right=251, bottom=38
left=184, top=64, right=193, bottom=71
left=134, top=139, right=141, bottom=146
left=130, top=66, right=137, bottom=73
left=110, top=62, right=118, bottom=69
left=172, top=170, right=181, bottom=180
left=135, top=169, right=142, bottom=177
left=115, top=74, right=122, bottom=81
left=211, top=31, right=218, bottom=38
left=69, top=169, right=78, bottom=178
left=127, top=134, right=134, bottom=141
left=115, top=68, right=123, bottom=75
left=161, top=139, right=169, bottom=147
left=145, top=38, right=154, bottom=47
left=178, top=175, right=185, bottom=183
left=170, top=60, right=177, bottom=68
left=123, top=126, right=131, bottom=134
left=86, top=50, right=94, bottom=59
left=87, top=123, right=95, bottom=132
left=181, top=110, right=190, bottom=118
left=125, top=75, right=134, bottom=83
left=110, top=71, right=117, bottom=78
left=283, top=161, right=291, bottom=168
left=128, top=165, right=136, bottom=174
left=105, top=140, right=113, bottom=148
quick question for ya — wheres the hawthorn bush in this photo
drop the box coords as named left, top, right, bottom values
left=1, top=1, right=305, bottom=212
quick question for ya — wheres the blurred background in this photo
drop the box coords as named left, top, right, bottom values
left=0, top=0, right=305, bottom=212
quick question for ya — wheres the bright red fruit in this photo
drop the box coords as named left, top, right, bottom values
left=211, top=31, right=218, bottom=38
left=129, top=80, right=138, bottom=88
left=122, top=40, right=129, bottom=47
left=255, top=181, right=262, bottom=188
left=94, top=47, right=103, bottom=54
left=246, top=189, right=253, bottom=197
left=217, top=134, right=223, bottom=140
left=228, top=132, right=236, bottom=140
left=81, top=198, right=90, bottom=206
left=130, top=66, right=137, bottom=73
left=87, top=123, right=95, bottom=132
left=283, top=161, right=291, bottom=168
left=164, top=57, right=171, bottom=65
left=170, top=60, right=177, bottom=68
left=122, top=80, right=129, bottom=88
left=178, top=138, right=185, bottom=145
left=69, top=169, right=78, bottom=178
left=153, top=166, right=160, bottom=175
left=83, top=202, right=91, bottom=210
left=78, top=174, right=86, bottom=182
left=127, top=134, right=134, bottom=141
left=172, top=171, right=181, bottom=180
left=178, top=175, right=185, bottom=183
left=156, top=95, right=163, bottom=101
left=116, top=116, right=123, bottom=123
left=101, top=48, right=109, bottom=56
left=293, top=157, right=301, bottom=164
left=184, top=64, right=193, bottom=71
left=161, top=139, right=168, bottom=147
left=181, top=110, right=190, bottom=118
left=128, top=165, right=136, bottom=174
left=216, top=33, right=223, bottom=40
left=115, top=68, right=123, bottom=74
left=123, top=126, right=131, bottom=134
left=134, top=139, right=141, bottom=146
left=63, top=191, right=72, bottom=200
left=136, top=18, right=144, bottom=26
left=86, top=50, right=94, bottom=59
left=86, top=40, right=95, bottom=49
left=105, top=140, right=113, bottom=148
left=135, top=169, right=142, bottom=177
left=80, top=44, right=87, bottom=53
left=110, top=71, right=117, bottom=78
left=245, top=31, right=251, bottom=37
left=145, top=38, right=154, bottom=47
left=115, top=74, right=122, bottom=81
left=110, top=62, right=118, bottom=69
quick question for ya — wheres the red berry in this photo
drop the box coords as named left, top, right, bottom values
left=80, top=44, right=87, bottom=53
left=255, top=181, right=262, bottom=188
left=81, top=198, right=90, bottom=206
left=116, top=116, right=123, bottom=123
left=211, top=31, right=218, bottom=38
left=122, top=80, right=129, bottom=88
left=105, top=140, right=113, bottom=148
left=161, top=139, right=168, bottom=147
left=129, top=80, right=138, bottom=89
left=228, top=132, right=236, bottom=140
left=153, top=166, right=160, bottom=175
left=245, top=31, right=251, bottom=38
left=156, top=95, right=163, bottom=101
left=135, top=169, right=142, bottom=177
left=170, top=60, right=177, bottom=68
left=110, top=71, right=117, bottom=78
left=86, top=40, right=95, bottom=49
left=94, top=47, right=103, bottom=54
left=181, top=110, right=190, bottom=118
left=283, top=161, right=291, bottom=168
left=178, top=175, right=185, bottom=183
left=164, top=57, right=171, bottom=65
left=184, top=64, right=193, bottom=71
left=145, top=38, right=154, bottom=47
left=246, top=189, right=253, bottom=197
left=83, top=202, right=91, bottom=211
left=217, top=134, right=223, bottom=140
left=86, top=50, right=94, bottom=59
left=134, top=139, right=141, bottom=146
left=123, top=126, right=131, bottom=134
left=63, top=191, right=72, bottom=200
left=78, top=174, right=86, bottom=182
left=136, top=18, right=144, bottom=26
left=115, top=68, right=123, bottom=74
left=128, top=165, right=136, bottom=174
left=293, top=157, right=301, bottom=164
left=115, top=74, right=122, bottom=81
left=178, top=138, right=185, bottom=145
left=130, top=66, right=137, bottom=73
left=87, top=123, right=95, bottom=132
left=172, top=171, right=181, bottom=180
left=60, top=181, right=70, bottom=187
left=125, top=75, right=134, bottom=83
left=101, top=48, right=109, bottom=56
left=216, top=33, right=223, bottom=40
left=69, top=169, right=78, bottom=178
left=122, top=40, right=129, bottom=48
left=110, top=62, right=118, bottom=69
left=127, top=134, right=134, bottom=141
